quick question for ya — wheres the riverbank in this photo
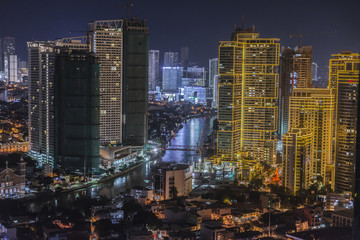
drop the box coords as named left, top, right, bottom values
left=14, top=116, right=212, bottom=213
left=17, top=161, right=147, bottom=202
left=98, top=162, right=145, bottom=183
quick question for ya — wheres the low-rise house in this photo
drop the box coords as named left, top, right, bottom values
left=231, top=209, right=260, bottom=224
left=295, top=206, right=323, bottom=228
left=0, top=222, right=17, bottom=240
left=260, top=193, right=281, bottom=212
left=200, top=221, right=225, bottom=240
left=325, top=193, right=352, bottom=211
left=130, top=186, right=153, bottom=205
left=128, top=230, right=153, bottom=240
left=0, top=158, right=26, bottom=198
left=168, top=231, right=197, bottom=240
left=209, top=203, right=232, bottom=220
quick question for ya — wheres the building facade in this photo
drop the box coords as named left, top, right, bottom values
left=183, top=66, right=206, bottom=87
left=54, top=49, right=100, bottom=175
left=122, top=18, right=149, bottom=147
left=0, top=38, right=2, bottom=71
left=27, top=41, right=56, bottom=166
left=289, top=88, right=336, bottom=188
left=279, top=46, right=312, bottom=137
left=2, top=37, right=15, bottom=81
left=148, top=50, right=160, bottom=91
left=152, top=164, right=192, bottom=200
left=217, top=26, right=280, bottom=163
left=209, top=58, right=218, bottom=91
left=183, top=86, right=207, bottom=105
left=89, top=20, right=124, bottom=145
left=329, top=52, right=360, bottom=192
left=164, top=52, right=179, bottom=67
left=162, top=67, right=183, bottom=92
left=8, top=55, right=17, bottom=83
left=28, top=39, right=101, bottom=174
left=0, top=158, right=26, bottom=197
left=283, top=128, right=313, bottom=194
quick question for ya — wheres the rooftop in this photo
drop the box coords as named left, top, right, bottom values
left=286, top=227, right=352, bottom=240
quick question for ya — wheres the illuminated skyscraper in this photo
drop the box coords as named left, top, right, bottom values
left=27, top=41, right=56, bottom=166
left=89, top=20, right=124, bottom=145
left=288, top=88, right=336, bottom=188
left=183, top=66, right=206, bottom=87
left=28, top=40, right=101, bottom=174
left=279, top=46, right=312, bottom=137
left=162, top=67, right=183, bottom=92
left=8, top=55, right=18, bottom=83
left=0, top=38, right=2, bottom=71
left=3, top=37, right=15, bottom=81
left=209, top=58, right=218, bottom=90
left=217, top=26, right=279, bottom=163
left=329, top=51, right=359, bottom=90
left=149, top=50, right=160, bottom=91
left=164, top=52, right=179, bottom=67
left=329, top=52, right=360, bottom=193
left=312, top=62, right=318, bottom=82
left=283, top=127, right=313, bottom=194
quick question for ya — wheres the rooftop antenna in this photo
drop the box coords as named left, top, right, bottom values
left=241, top=16, right=245, bottom=30
left=126, top=2, right=134, bottom=19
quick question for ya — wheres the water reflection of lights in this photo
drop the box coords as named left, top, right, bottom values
left=24, top=117, right=216, bottom=212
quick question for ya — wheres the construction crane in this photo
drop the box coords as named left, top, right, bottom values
left=290, top=30, right=337, bottom=48
left=290, top=33, right=302, bottom=48
left=126, top=2, right=134, bottom=19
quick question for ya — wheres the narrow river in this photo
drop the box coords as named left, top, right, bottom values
left=26, top=116, right=215, bottom=212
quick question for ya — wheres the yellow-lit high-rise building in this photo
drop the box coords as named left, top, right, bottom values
left=329, top=52, right=360, bottom=193
left=283, top=127, right=313, bottom=194
left=217, top=26, right=280, bottom=163
left=288, top=88, right=336, bottom=188
left=329, top=52, right=359, bottom=90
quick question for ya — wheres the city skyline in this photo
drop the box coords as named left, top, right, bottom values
left=0, top=0, right=359, bottom=68
left=0, top=1, right=360, bottom=239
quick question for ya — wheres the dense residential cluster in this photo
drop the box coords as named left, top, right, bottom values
left=0, top=4, right=358, bottom=240
left=0, top=160, right=355, bottom=239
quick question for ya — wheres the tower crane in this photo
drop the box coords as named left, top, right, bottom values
left=289, top=30, right=337, bottom=48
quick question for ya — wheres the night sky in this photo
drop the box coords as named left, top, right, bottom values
left=1, top=0, right=359, bottom=68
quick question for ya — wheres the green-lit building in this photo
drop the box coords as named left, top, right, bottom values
left=122, top=18, right=149, bottom=147
left=55, top=49, right=100, bottom=175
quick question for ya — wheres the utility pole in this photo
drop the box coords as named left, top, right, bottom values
left=268, top=198, right=272, bottom=237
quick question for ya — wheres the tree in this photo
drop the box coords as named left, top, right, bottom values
left=94, top=219, right=112, bottom=238
left=249, top=178, right=264, bottom=191
left=133, top=211, right=162, bottom=230
left=108, top=167, right=115, bottom=175
left=169, top=186, right=178, bottom=199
